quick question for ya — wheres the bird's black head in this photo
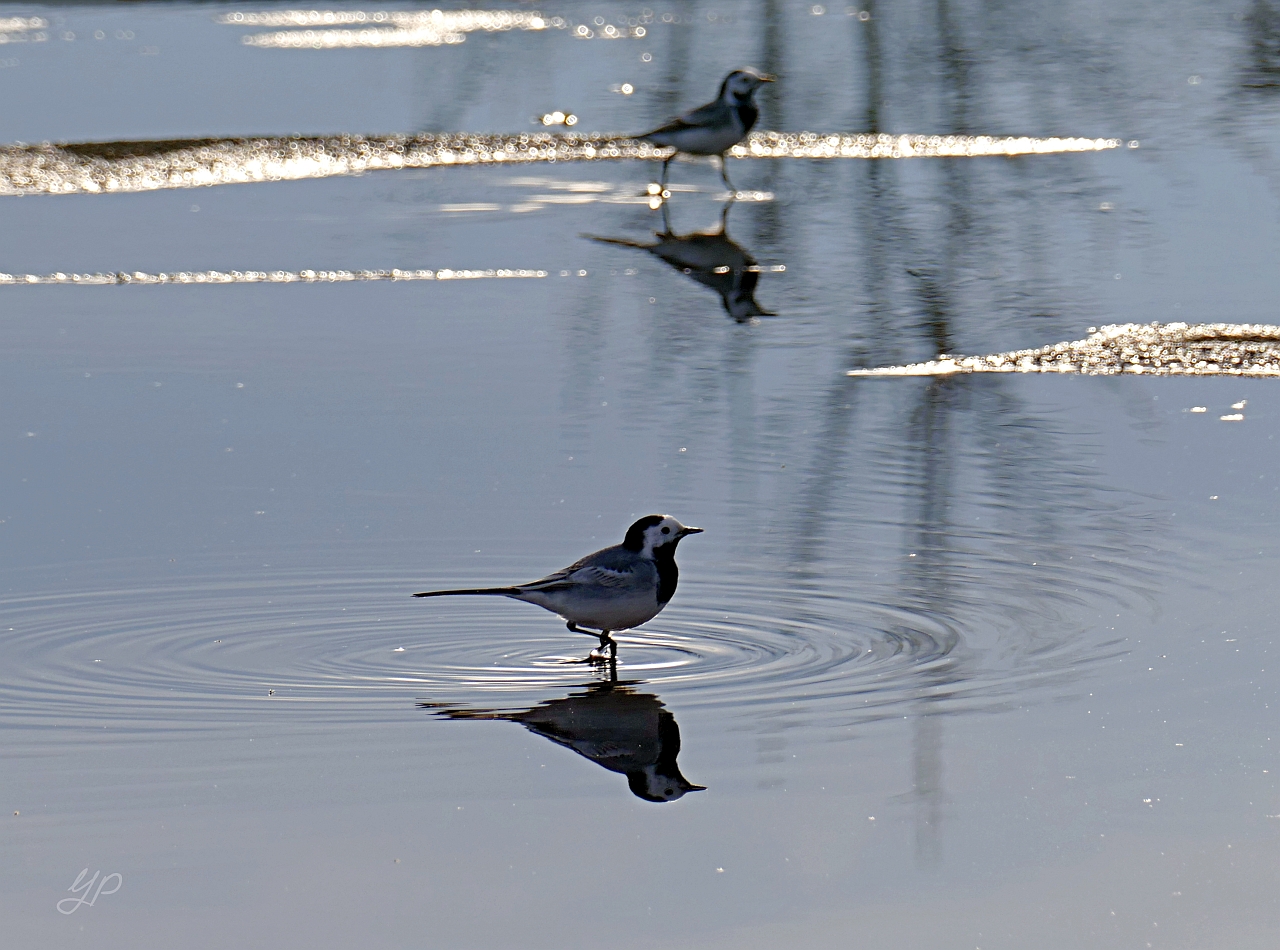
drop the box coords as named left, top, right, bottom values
left=718, top=67, right=775, bottom=105
left=622, top=515, right=704, bottom=556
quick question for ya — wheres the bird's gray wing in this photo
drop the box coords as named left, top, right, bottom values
left=516, top=545, right=641, bottom=592
left=641, top=100, right=724, bottom=136
left=678, top=100, right=729, bottom=126
left=520, top=564, right=640, bottom=593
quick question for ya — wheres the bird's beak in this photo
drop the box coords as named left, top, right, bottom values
left=758, top=74, right=777, bottom=83
left=686, top=783, right=707, bottom=792
left=679, top=526, right=704, bottom=537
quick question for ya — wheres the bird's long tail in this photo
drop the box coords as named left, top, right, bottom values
left=583, top=234, right=658, bottom=250
left=412, top=587, right=521, bottom=599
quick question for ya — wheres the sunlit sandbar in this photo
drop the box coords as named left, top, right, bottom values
left=848, top=323, right=1280, bottom=378
left=0, top=267, right=548, bottom=286
left=0, top=132, right=1124, bottom=196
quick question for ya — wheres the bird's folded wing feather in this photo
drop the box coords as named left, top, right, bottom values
left=518, top=562, right=638, bottom=593
left=643, top=101, right=724, bottom=136
left=677, top=100, right=728, bottom=127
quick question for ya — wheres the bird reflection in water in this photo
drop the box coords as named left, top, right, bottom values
left=420, top=669, right=704, bottom=802
left=589, top=200, right=774, bottom=322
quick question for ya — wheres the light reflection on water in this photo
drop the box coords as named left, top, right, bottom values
left=0, top=132, right=1122, bottom=196
left=0, top=266, right=550, bottom=285
left=229, top=10, right=652, bottom=48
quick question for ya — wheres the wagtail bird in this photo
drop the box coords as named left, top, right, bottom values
left=422, top=680, right=705, bottom=802
left=413, top=515, right=703, bottom=658
left=638, top=68, right=775, bottom=191
left=589, top=200, right=774, bottom=322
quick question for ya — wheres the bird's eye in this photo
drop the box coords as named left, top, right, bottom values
left=665, top=788, right=674, bottom=796
left=661, top=526, right=671, bottom=534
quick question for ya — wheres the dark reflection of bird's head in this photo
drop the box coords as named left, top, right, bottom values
left=419, top=678, right=704, bottom=802
left=587, top=201, right=774, bottom=323
left=624, top=706, right=705, bottom=801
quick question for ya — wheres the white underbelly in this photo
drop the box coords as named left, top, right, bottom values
left=522, top=589, right=664, bottom=631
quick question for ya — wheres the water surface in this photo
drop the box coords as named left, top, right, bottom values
left=2, top=2, right=1279, bottom=947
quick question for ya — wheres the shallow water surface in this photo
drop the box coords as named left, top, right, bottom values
left=2, top=2, right=1279, bottom=948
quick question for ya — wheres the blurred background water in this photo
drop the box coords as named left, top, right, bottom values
left=2, top=2, right=1278, bottom=947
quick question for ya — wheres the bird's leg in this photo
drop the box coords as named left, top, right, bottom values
left=718, top=154, right=735, bottom=195
left=562, top=623, right=611, bottom=665
left=565, top=622, right=615, bottom=664
left=578, top=630, right=617, bottom=665
left=660, top=155, right=671, bottom=192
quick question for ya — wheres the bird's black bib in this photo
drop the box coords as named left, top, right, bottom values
left=653, top=548, right=679, bottom=606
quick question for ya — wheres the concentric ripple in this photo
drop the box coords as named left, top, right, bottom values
left=0, top=555, right=1127, bottom=744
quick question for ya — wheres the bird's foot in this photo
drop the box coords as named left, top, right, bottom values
left=558, top=650, right=609, bottom=665
left=557, top=624, right=614, bottom=664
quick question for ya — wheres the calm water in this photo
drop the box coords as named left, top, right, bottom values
left=3, top=2, right=1279, bottom=947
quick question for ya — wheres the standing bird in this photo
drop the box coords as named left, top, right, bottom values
left=413, top=515, right=703, bottom=659
left=638, top=68, right=775, bottom=192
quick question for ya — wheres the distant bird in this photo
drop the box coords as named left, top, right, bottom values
left=422, top=679, right=705, bottom=802
left=413, top=515, right=702, bottom=658
left=589, top=201, right=774, bottom=322
left=638, top=68, right=775, bottom=191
